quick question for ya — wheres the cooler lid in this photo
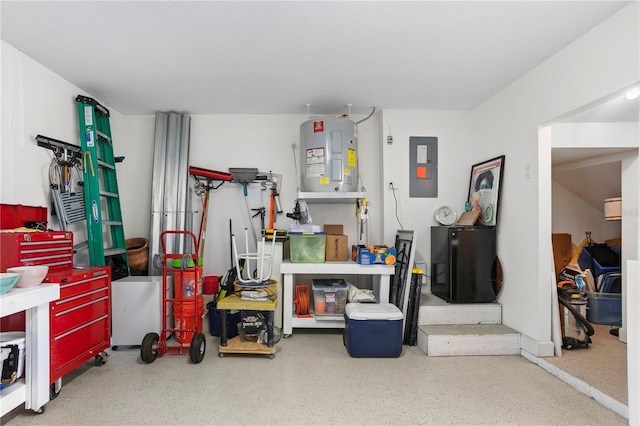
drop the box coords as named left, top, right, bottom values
left=345, top=303, right=403, bottom=320
left=0, top=331, right=26, bottom=345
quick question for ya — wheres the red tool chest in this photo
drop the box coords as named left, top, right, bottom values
left=0, top=231, right=74, bottom=273
left=43, top=267, right=111, bottom=383
left=1, top=203, right=112, bottom=389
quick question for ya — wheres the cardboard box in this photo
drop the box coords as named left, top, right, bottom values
left=606, top=237, right=621, bottom=250
left=324, top=224, right=348, bottom=261
left=324, top=224, right=343, bottom=235
left=352, top=245, right=397, bottom=265
left=326, top=234, right=349, bottom=261
left=552, top=233, right=572, bottom=278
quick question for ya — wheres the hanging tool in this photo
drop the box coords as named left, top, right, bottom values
left=36, top=134, right=83, bottom=194
left=356, top=198, right=368, bottom=243
left=229, top=168, right=260, bottom=250
left=189, top=166, right=233, bottom=260
left=286, top=199, right=311, bottom=224
left=251, top=207, right=266, bottom=231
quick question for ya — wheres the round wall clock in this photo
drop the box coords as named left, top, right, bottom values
left=434, top=206, right=457, bottom=226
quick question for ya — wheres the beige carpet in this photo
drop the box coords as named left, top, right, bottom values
left=545, top=323, right=627, bottom=404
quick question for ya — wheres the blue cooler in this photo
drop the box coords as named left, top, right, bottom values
left=344, top=303, right=403, bottom=358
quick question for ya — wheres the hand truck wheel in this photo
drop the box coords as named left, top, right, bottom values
left=153, top=254, right=165, bottom=269
left=180, top=253, right=192, bottom=269
left=189, top=333, right=206, bottom=364
left=141, top=332, right=160, bottom=363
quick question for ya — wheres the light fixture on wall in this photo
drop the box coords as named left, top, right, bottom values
left=626, top=86, right=640, bottom=100
left=604, top=197, right=622, bottom=221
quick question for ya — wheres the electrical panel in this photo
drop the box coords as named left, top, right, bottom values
left=409, top=137, right=437, bottom=198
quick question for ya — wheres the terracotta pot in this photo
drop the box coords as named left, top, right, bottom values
left=126, top=238, right=149, bottom=271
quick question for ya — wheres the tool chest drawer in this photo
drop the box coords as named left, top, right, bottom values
left=0, top=231, right=74, bottom=273
left=43, top=267, right=111, bottom=383
left=51, top=289, right=110, bottom=336
left=48, top=268, right=110, bottom=300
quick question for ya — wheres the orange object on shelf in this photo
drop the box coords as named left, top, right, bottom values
left=295, top=284, right=311, bottom=318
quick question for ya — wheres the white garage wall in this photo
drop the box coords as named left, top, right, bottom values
left=379, top=109, right=474, bottom=275
left=110, top=112, right=383, bottom=276
left=552, top=180, right=621, bottom=245
left=471, top=2, right=639, bottom=354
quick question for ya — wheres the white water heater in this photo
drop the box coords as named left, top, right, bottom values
left=300, top=117, right=358, bottom=192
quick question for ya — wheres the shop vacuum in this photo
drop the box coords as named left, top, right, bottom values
left=557, top=279, right=595, bottom=350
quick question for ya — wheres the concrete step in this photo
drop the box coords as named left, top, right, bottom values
left=417, top=324, right=521, bottom=356
left=418, top=292, right=502, bottom=325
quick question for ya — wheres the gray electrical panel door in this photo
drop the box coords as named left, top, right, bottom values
left=409, top=136, right=438, bottom=198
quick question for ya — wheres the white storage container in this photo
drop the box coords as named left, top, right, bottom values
left=1, top=331, right=26, bottom=384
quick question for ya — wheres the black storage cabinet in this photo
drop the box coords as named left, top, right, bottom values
left=431, top=226, right=497, bottom=303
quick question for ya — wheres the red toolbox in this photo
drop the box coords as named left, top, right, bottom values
left=0, top=203, right=48, bottom=229
left=0, top=231, right=74, bottom=273
left=43, top=267, right=111, bottom=384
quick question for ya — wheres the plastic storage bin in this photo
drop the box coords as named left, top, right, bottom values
left=207, top=301, right=241, bottom=338
left=0, top=332, right=25, bottom=384
left=289, top=233, right=326, bottom=263
left=312, top=279, right=347, bottom=316
left=344, top=303, right=403, bottom=358
left=578, top=245, right=620, bottom=278
left=586, top=291, right=622, bottom=325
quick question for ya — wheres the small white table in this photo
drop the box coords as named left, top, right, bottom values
left=0, top=284, right=59, bottom=415
left=281, top=260, right=395, bottom=336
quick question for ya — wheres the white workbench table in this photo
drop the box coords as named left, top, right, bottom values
left=0, top=284, right=59, bottom=416
left=280, top=260, right=395, bottom=336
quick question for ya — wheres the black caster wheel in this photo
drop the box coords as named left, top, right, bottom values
left=34, top=404, right=46, bottom=414
left=49, top=383, right=60, bottom=401
left=269, top=354, right=275, bottom=359
left=189, top=333, right=206, bottom=364
left=141, top=332, right=159, bottom=363
left=94, top=351, right=108, bottom=366
left=218, top=353, right=224, bottom=358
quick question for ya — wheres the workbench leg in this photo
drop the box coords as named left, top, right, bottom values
left=220, top=309, right=227, bottom=346
left=283, top=273, right=293, bottom=336
left=267, top=310, right=274, bottom=347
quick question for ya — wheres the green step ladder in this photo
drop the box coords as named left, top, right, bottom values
left=76, top=95, right=129, bottom=280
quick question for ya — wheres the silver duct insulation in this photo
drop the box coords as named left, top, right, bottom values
left=148, top=112, right=192, bottom=275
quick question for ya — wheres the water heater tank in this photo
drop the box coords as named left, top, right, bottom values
left=300, top=117, right=358, bottom=192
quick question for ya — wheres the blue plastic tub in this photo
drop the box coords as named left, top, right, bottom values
left=586, top=292, right=622, bottom=325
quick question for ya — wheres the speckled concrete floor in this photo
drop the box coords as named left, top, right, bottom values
left=2, top=329, right=627, bottom=425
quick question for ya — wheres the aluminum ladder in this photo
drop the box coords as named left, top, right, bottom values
left=76, top=95, right=129, bottom=280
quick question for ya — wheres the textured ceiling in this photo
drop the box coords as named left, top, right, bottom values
left=0, top=1, right=631, bottom=115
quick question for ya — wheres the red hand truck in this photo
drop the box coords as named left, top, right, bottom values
left=141, top=230, right=206, bottom=364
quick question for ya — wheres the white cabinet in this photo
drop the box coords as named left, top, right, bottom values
left=111, top=276, right=172, bottom=347
left=0, top=284, right=59, bottom=416
left=280, top=260, right=394, bottom=336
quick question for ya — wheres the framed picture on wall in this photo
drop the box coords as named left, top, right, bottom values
left=467, top=155, right=505, bottom=227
